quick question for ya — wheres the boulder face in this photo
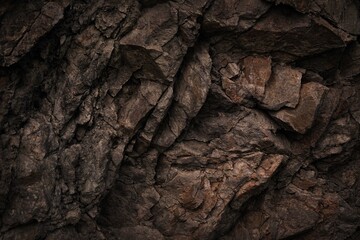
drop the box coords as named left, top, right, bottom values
left=260, top=65, right=303, bottom=110
left=0, top=0, right=360, bottom=240
left=271, top=82, right=328, bottom=134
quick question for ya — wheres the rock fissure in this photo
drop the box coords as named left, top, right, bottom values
left=1, top=0, right=360, bottom=239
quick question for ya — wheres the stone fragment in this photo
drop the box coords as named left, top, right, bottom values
left=221, top=62, right=247, bottom=104
left=242, top=56, right=272, bottom=101
left=274, top=196, right=320, bottom=239
left=271, top=82, right=328, bottom=134
left=261, top=65, right=303, bottom=110
left=222, top=77, right=246, bottom=104
left=153, top=44, right=212, bottom=148
left=231, top=154, right=287, bottom=209
left=0, top=1, right=70, bottom=66
left=340, top=42, right=360, bottom=79
left=94, top=0, right=140, bottom=38
left=134, top=85, right=174, bottom=154
left=238, top=8, right=354, bottom=58
left=269, top=0, right=360, bottom=34
left=120, top=1, right=209, bottom=79
left=203, top=0, right=271, bottom=32
left=116, top=80, right=166, bottom=131
left=52, top=25, right=115, bottom=129
left=313, top=115, right=359, bottom=161
left=220, top=56, right=272, bottom=103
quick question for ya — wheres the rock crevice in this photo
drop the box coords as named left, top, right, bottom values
left=0, top=0, right=360, bottom=239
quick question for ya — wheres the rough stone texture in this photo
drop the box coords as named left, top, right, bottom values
left=220, top=56, right=272, bottom=104
left=0, top=0, right=71, bottom=66
left=0, top=0, right=360, bottom=240
left=271, top=82, right=328, bottom=134
left=242, top=56, right=272, bottom=101
left=268, top=0, right=360, bottom=34
left=236, top=7, right=354, bottom=58
left=203, top=0, right=271, bottom=33
left=261, top=65, right=303, bottom=110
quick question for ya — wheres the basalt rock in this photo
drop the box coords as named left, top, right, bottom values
left=0, top=0, right=360, bottom=240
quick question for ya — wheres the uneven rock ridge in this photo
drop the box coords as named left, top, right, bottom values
left=0, top=0, right=360, bottom=239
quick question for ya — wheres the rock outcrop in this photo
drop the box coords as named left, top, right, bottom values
left=0, top=0, right=359, bottom=239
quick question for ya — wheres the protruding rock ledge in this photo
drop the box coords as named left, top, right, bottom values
left=271, top=82, right=328, bottom=134
left=261, top=65, right=303, bottom=111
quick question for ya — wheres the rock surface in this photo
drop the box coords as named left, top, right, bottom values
left=261, top=65, right=303, bottom=110
left=0, top=0, right=360, bottom=239
left=271, top=82, right=328, bottom=134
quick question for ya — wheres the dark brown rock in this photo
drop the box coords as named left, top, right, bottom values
left=242, top=56, right=272, bottom=101
left=0, top=1, right=359, bottom=240
left=261, top=65, right=303, bottom=110
left=153, top=44, right=212, bottom=148
left=340, top=42, right=360, bottom=79
left=203, top=0, right=271, bottom=32
left=269, top=0, right=360, bottom=34
left=221, top=56, right=272, bottom=104
left=271, top=82, right=328, bottom=134
left=237, top=8, right=354, bottom=58
left=0, top=0, right=70, bottom=66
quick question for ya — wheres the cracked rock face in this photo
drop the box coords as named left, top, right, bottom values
left=0, top=0, right=360, bottom=239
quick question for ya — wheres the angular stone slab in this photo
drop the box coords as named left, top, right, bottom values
left=242, top=56, right=272, bottom=101
left=261, top=65, right=303, bottom=110
left=271, top=82, right=328, bottom=134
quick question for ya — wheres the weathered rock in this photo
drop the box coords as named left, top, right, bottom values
left=222, top=183, right=322, bottom=240
left=0, top=1, right=360, bottom=240
left=296, top=48, right=344, bottom=81
left=123, top=109, right=287, bottom=239
left=0, top=0, right=70, bottom=66
left=221, top=56, right=272, bottom=103
left=203, top=0, right=271, bottom=32
left=271, top=82, right=328, bottom=134
left=237, top=8, right=354, bottom=58
left=153, top=44, right=212, bottom=148
left=312, top=113, right=359, bottom=167
left=221, top=62, right=246, bottom=103
left=261, top=65, right=303, bottom=110
left=340, top=42, right=360, bottom=79
left=224, top=154, right=360, bottom=239
left=242, top=56, right=272, bottom=101
left=268, top=0, right=360, bottom=34
left=120, top=0, right=210, bottom=79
